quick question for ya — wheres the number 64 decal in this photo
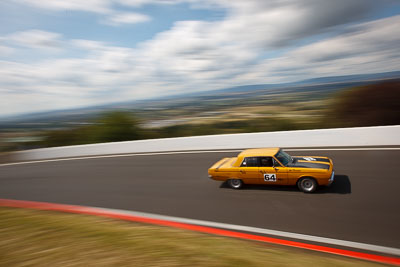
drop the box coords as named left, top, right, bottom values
left=264, top=173, right=277, bottom=182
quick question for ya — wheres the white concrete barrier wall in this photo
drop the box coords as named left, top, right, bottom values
left=15, top=125, right=400, bottom=161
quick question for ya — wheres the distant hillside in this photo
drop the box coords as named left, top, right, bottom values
left=293, top=70, right=400, bottom=85
left=2, top=78, right=399, bottom=152
left=325, top=80, right=400, bottom=127
left=206, top=70, right=400, bottom=95
left=1, top=70, right=400, bottom=124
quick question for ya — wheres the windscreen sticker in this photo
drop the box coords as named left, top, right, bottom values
left=264, top=173, right=277, bottom=182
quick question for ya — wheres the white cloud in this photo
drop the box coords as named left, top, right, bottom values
left=116, top=0, right=189, bottom=7
left=235, top=15, right=400, bottom=84
left=0, top=45, right=14, bottom=56
left=71, top=39, right=107, bottom=50
left=1, top=0, right=400, bottom=116
left=289, top=16, right=400, bottom=64
left=12, top=0, right=151, bottom=27
left=125, top=0, right=381, bottom=88
left=14, top=0, right=112, bottom=14
left=6, top=30, right=63, bottom=50
left=104, top=12, right=152, bottom=25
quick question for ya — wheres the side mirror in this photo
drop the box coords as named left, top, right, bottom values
left=273, top=160, right=281, bottom=169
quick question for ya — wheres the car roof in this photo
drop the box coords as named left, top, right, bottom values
left=238, top=148, right=280, bottom=157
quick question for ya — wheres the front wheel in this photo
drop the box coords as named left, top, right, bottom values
left=227, top=179, right=243, bottom=189
left=297, top=177, right=317, bottom=193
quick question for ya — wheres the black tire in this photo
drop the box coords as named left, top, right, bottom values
left=297, top=177, right=317, bottom=193
left=227, top=179, right=243, bottom=189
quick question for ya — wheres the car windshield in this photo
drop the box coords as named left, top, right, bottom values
left=275, top=150, right=293, bottom=166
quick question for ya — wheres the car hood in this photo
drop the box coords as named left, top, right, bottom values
left=288, top=157, right=331, bottom=170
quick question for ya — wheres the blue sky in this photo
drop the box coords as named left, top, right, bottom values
left=1, top=0, right=400, bottom=116
left=0, top=1, right=225, bottom=47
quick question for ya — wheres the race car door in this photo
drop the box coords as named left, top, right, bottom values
left=258, top=157, right=288, bottom=185
left=238, top=156, right=260, bottom=184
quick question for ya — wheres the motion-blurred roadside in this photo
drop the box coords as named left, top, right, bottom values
left=0, top=79, right=399, bottom=153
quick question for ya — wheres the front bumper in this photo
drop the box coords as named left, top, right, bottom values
left=328, top=171, right=335, bottom=186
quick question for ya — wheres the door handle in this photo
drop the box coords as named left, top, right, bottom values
left=240, top=170, right=245, bottom=174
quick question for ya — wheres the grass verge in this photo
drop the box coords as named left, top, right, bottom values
left=0, top=207, right=389, bottom=267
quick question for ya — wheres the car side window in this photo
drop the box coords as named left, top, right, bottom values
left=272, top=158, right=282, bottom=167
left=259, top=157, right=273, bottom=167
left=241, top=157, right=258, bottom=167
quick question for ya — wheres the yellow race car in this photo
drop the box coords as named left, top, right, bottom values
left=208, top=148, right=334, bottom=193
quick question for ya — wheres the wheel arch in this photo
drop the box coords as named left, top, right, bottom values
left=296, top=175, right=319, bottom=186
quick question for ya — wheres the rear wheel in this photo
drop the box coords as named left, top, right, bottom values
left=298, top=177, right=317, bottom=193
left=228, top=179, right=243, bottom=189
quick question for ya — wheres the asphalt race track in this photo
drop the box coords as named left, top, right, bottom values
left=0, top=149, right=399, bottom=250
